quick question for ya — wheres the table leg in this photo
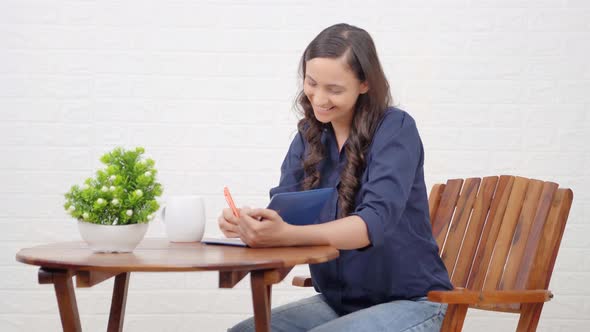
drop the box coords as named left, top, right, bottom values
left=250, top=270, right=271, bottom=332
left=107, top=272, right=130, bottom=332
left=39, top=268, right=82, bottom=332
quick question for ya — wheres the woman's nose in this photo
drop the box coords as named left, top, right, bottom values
left=313, top=91, right=329, bottom=107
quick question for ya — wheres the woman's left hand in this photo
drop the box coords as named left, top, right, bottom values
left=237, top=208, right=294, bottom=247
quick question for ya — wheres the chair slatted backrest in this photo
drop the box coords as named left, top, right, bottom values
left=429, top=176, right=573, bottom=313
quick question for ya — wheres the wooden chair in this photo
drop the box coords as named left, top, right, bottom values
left=292, top=176, right=573, bottom=331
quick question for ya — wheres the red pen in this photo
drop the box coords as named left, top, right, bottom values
left=223, top=186, right=240, bottom=217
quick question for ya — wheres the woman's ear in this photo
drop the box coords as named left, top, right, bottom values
left=360, top=81, right=369, bottom=94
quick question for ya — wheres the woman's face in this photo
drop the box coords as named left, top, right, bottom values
left=303, top=57, right=369, bottom=129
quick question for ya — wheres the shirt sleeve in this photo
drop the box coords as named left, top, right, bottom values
left=350, top=112, right=423, bottom=249
left=269, top=131, right=306, bottom=198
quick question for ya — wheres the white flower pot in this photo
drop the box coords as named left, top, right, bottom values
left=77, top=221, right=149, bottom=253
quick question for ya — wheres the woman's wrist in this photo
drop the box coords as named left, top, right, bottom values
left=284, top=223, right=308, bottom=246
left=284, top=223, right=328, bottom=247
left=282, top=223, right=303, bottom=246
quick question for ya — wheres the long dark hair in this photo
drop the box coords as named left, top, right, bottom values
left=296, top=23, right=392, bottom=218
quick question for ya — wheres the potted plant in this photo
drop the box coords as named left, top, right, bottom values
left=64, top=147, right=163, bottom=253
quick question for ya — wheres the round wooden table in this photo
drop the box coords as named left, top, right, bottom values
left=16, top=238, right=339, bottom=332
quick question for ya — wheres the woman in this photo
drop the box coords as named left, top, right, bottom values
left=218, top=23, right=453, bottom=332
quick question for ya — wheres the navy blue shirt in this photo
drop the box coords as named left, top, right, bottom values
left=270, top=107, right=453, bottom=315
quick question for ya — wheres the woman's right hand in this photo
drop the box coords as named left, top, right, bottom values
left=218, top=208, right=240, bottom=238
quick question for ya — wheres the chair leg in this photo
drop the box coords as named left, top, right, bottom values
left=42, top=268, right=82, bottom=332
left=516, top=303, right=543, bottom=332
left=440, top=304, right=468, bottom=332
left=107, top=272, right=131, bottom=332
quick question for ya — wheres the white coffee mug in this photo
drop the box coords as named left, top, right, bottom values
left=160, top=196, right=206, bottom=242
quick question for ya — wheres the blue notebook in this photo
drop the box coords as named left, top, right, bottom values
left=202, top=188, right=335, bottom=247
left=267, top=188, right=335, bottom=225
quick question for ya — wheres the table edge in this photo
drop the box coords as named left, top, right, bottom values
left=15, top=246, right=339, bottom=273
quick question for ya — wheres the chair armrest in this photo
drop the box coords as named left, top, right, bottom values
left=292, top=275, right=313, bottom=287
left=427, top=288, right=553, bottom=305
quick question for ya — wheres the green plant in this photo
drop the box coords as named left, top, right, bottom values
left=64, top=147, right=163, bottom=225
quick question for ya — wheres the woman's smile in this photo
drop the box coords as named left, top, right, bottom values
left=315, top=106, right=335, bottom=114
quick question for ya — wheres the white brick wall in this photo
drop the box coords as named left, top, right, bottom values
left=1, top=0, right=588, bottom=331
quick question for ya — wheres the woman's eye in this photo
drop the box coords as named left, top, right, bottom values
left=330, top=90, right=343, bottom=95
left=307, top=80, right=317, bottom=87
